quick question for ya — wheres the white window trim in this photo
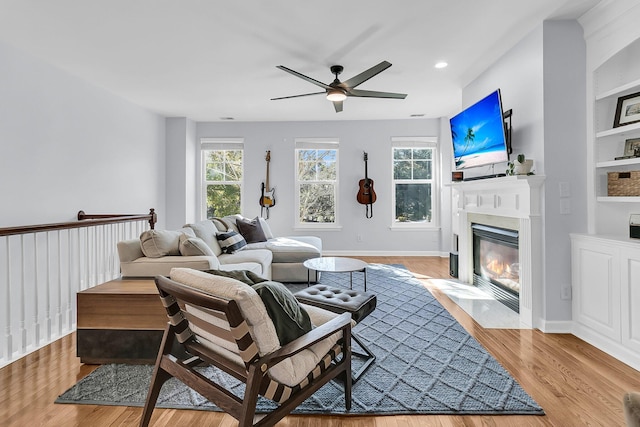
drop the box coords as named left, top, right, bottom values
left=390, top=137, right=439, bottom=230
left=199, top=138, right=244, bottom=220
left=294, top=138, right=341, bottom=230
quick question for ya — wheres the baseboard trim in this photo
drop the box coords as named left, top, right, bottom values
left=538, top=320, right=573, bottom=333
left=323, top=250, right=449, bottom=257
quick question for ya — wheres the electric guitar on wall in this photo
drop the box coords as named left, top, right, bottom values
left=259, top=151, right=276, bottom=218
left=356, top=152, right=376, bottom=218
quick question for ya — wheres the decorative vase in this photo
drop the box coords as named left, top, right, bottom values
left=514, top=159, right=533, bottom=175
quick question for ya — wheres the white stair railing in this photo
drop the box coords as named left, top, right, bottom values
left=0, top=209, right=156, bottom=368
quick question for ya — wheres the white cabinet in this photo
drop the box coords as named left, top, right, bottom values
left=571, top=234, right=640, bottom=370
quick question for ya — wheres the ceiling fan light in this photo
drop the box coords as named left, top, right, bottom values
left=326, top=89, right=347, bottom=102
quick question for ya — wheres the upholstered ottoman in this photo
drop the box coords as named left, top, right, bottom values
left=294, top=284, right=376, bottom=381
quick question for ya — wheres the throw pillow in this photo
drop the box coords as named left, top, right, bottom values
left=251, top=281, right=313, bottom=345
left=204, top=269, right=268, bottom=286
left=139, top=229, right=182, bottom=258
left=236, top=216, right=267, bottom=243
left=258, top=217, right=274, bottom=239
left=179, top=234, right=215, bottom=256
left=216, top=230, right=247, bottom=254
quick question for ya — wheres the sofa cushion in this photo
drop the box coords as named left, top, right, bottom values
left=179, top=234, right=215, bottom=256
left=184, top=220, right=222, bottom=256
left=218, top=248, right=272, bottom=277
left=251, top=281, right=313, bottom=345
left=237, top=216, right=267, bottom=243
left=266, top=237, right=322, bottom=263
left=139, top=230, right=182, bottom=258
left=122, top=255, right=221, bottom=277
left=216, top=230, right=247, bottom=254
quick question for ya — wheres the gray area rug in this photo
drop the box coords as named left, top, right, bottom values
left=56, top=264, right=543, bottom=415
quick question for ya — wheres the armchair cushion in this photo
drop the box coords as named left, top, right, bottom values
left=204, top=269, right=267, bottom=285
left=169, top=268, right=342, bottom=386
left=140, top=230, right=182, bottom=258
left=251, top=281, right=313, bottom=345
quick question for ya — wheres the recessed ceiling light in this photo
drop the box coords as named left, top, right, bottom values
left=220, top=117, right=235, bottom=120
left=435, top=61, right=448, bottom=69
left=410, top=114, right=425, bottom=117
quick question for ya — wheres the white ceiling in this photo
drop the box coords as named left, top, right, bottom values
left=0, top=0, right=599, bottom=122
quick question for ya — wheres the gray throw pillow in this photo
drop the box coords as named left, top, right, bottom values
left=204, top=269, right=268, bottom=286
left=251, top=281, right=313, bottom=345
left=179, top=234, right=215, bottom=256
left=237, top=217, right=267, bottom=243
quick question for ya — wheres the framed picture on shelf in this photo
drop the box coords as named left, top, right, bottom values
left=624, top=137, right=640, bottom=157
left=614, top=91, right=640, bottom=127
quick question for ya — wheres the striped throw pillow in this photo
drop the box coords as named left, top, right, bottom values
left=216, top=230, right=247, bottom=254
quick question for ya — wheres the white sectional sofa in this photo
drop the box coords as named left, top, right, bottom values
left=117, top=215, right=321, bottom=283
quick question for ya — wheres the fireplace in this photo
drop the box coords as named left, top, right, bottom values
left=472, top=223, right=520, bottom=313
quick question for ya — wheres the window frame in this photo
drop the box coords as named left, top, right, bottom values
left=390, top=137, right=439, bottom=230
left=294, top=138, right=341, bottom=230
left=200, top=138, right=244, bottom=220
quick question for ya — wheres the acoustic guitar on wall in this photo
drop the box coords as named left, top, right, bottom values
left=259, top=150, right=276, bottom=218
left=356, top=151, right=376, bottom=218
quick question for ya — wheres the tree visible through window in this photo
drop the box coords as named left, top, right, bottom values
left=296, top=148, right=338, bottom=225
left=202, top=149, right=242, bottom=218
left=393, top=147, right=435, bottom=224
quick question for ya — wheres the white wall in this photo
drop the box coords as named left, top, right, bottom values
left=462, top=21, right=588, bottom=325
left=194, top=119, right=449, bottom=255
left=541, top=20, right=587, bottom=324
left=0, top=41, right=166, bottom=228
left=165, top=117, right=197, bottom=229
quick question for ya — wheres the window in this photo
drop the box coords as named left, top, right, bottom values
left=392, top=138, right=438, bottom=227
left=201, top=139, right=243, bottom=219
left=295, top=140, right=339, bottom=228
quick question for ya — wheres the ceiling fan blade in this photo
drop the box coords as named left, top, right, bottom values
left=271, top=91, right=325, bottom=100
left=333, top=100, right=343, bottom=113
left=348, top=88, right=407, bottom=99
left=276, top=65, right=332, bottom=90
left=341, top=61, right=392, bottom=89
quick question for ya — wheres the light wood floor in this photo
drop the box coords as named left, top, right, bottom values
left=2, top=256, right=639, bottom=426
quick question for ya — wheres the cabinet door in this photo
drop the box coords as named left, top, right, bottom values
left=621, top=247, right=640, bottom=352
left=572, top=239, right=621, bottom=339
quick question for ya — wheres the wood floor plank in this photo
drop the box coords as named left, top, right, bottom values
left=1, top=256, right=638, bottom=426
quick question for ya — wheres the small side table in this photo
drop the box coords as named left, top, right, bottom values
left=303, top=257, right=368, bottom=291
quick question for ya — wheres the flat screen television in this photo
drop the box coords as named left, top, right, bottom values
left=450, top=89, right=509, bottom=171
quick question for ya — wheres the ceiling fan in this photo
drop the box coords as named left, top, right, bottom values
left=271, top=61, right=407, bottom=112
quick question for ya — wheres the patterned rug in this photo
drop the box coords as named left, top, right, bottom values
left=56, top=264, right=543, bottom=415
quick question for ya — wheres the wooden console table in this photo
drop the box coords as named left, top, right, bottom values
left=76, top=279, right=168, bottom=364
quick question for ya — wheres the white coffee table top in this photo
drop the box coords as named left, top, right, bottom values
left=303, top=256, right=367, bottom=273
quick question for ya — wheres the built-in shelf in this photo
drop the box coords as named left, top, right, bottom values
left=596, top=157, right=640, bottom=168
left=596, top=121, right=640, bottom=138
left=595, top=77, right=640, bottom=100
left=596, top=196, right=640, bottom=203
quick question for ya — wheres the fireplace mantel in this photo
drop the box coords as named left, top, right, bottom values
left=451, top=175, right=545, bottom=218
left=451, top=175, right=545, bottom=328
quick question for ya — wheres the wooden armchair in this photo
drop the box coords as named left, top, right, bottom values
left=139, top=268, right=352, bottom=427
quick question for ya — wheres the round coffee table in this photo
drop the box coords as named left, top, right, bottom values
left=303, top=256, right=368, bottom=291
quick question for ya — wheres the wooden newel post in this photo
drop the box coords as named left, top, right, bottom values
left=149, top=208, right=157, bottom=229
